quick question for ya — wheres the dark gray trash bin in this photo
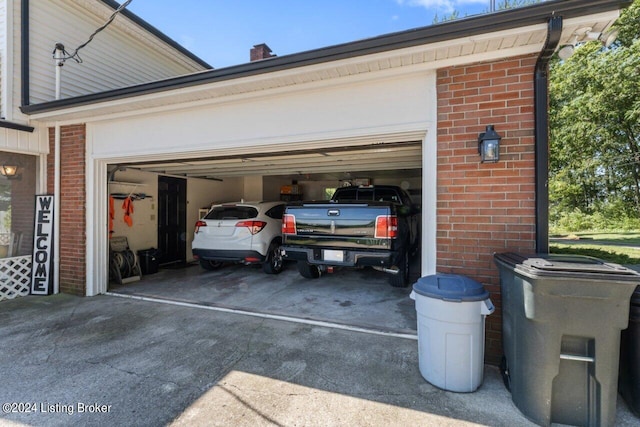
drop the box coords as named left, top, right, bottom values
left=494, top=253, right=640, bottom=427
left=137, top=248, right=159, bottom=275
left=619, top=285, right=640, bottom=416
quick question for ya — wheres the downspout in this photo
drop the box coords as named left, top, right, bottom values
left=534, top=15, right=562, bottom=254
left=52, top=46, right=64, bottom=295
left=54, top=123, right=61, bottom=294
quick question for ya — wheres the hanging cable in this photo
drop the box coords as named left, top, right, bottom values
left=53, top=0, right=133, bottom=64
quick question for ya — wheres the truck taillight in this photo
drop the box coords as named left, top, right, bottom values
left=194, top=220, right=207, bottom=233
left=236, top=220, right=267, bottom=235
left=282, top=214, right=297, bottom=235
left=375, top=215, right=398, bottom=239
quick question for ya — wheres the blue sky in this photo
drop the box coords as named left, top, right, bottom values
left=126, top=0, right=493, bottom=68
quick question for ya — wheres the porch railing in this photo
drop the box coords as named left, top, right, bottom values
left=0, top=256, right=32, bottom=301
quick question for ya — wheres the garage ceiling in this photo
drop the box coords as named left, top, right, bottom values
left=118, top=140, right=423, bottom=181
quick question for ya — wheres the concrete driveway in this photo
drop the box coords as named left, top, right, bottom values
left=1, top=294, right=639, bottom=426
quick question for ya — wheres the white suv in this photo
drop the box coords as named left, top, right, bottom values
left=192, top=201, right=286, bottom=274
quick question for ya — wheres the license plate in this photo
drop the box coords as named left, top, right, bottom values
left=323, top=250, right=344, bottom=262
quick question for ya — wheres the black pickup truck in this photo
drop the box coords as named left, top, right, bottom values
left=281, top=185, right=420, bottom=287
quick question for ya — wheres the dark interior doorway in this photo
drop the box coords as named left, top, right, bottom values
left=157, top=176, right=186, bottom=266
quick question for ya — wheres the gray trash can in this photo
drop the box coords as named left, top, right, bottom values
left=411, top=274, right=494, bottom=392
left=137, top=248, right=159, bottom=275
left=494, top=253, right=640, bottom=427
left=619, top=285, right=640, bottom=416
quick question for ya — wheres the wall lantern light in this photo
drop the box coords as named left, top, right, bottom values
left=478, top=125, right=501, bottom=163
left=0, top=165, right=20, bottom=179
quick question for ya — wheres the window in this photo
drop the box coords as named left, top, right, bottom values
left=324, top=187, right=337, bottom=200
left=205, top=206, right=258, bottom=220
left=0, top=152, right=37, bottom=258
left=265, top=204, right=286, bottom=219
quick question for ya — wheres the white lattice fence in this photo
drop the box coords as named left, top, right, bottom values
left=0, top=256, right=32, bottom=301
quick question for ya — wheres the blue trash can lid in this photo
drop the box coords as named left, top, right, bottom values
left=412, top=273, right=489, bottom=302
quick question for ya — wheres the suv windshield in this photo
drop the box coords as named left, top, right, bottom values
left=205, top=206, right=258, bottom=220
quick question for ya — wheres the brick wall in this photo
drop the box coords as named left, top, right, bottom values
left=437, top=54, right=537, bottom=364
left=48, top=125, right=86, bottom=295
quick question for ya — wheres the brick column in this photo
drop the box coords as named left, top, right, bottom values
left=48, top=125, right=86, bottom=295
left=437, top=55, right=537, bottom=364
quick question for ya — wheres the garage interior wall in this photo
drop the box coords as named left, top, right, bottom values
left=109, top=168, right=244, bottom=262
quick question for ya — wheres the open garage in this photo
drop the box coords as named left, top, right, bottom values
left=103, top=137, right=424, bottom=334
left=107, top=141, right=424, bottom=271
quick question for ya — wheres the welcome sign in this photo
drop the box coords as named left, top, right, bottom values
left=31, top=195, right=54, bottom=295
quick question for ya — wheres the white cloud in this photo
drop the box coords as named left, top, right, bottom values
left=395, top=0, right=488, bottom=14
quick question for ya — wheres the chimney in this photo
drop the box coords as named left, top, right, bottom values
left=250, top=43, right=275, bottom=62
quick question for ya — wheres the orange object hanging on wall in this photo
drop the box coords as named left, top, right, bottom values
left=109, top=195, right=115, bottom=237
left=122, top=196, right=134, bottom=227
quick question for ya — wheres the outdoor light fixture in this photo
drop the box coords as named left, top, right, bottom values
left=587, top=28, right=619, bottom=47
left=478, top=125, right=501, bottom=163
left=557, top=27, right=619, bottom=60
left=558, top=35, right=578, bottom=60
left=0, top=165, right=19, bottom=179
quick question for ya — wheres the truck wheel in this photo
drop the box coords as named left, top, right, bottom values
left=200, top=259, right=223, bottom=271
left=298, top=261, right=321, bottom=279
left=389, top=250, right=409, bottom=288
left=262, top=242, right=284, bottom=274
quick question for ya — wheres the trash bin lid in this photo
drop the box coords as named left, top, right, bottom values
left=494, top=252, right=640, bottom=280
left=412, top=273, right=489, bottom=302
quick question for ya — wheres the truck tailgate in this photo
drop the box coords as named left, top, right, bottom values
left=284, top=203, right=392, bottom=250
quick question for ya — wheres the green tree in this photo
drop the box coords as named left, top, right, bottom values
left=549, top=0, right=640, bottom=231
left=432, top=0, right=543, bottom=24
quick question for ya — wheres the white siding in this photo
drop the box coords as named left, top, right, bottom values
left=27, top=0, right=205, bottom=104
left=0, top=126, right=46, bottom=154
left=0, top=0, right=6, bottom=118
left=10, top=0, right=21, bottom=122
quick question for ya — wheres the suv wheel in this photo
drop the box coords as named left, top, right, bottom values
left=262, top=242, right=284, bottom=274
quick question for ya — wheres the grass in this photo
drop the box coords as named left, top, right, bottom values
left=550, top=231, right=640, bottom=265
